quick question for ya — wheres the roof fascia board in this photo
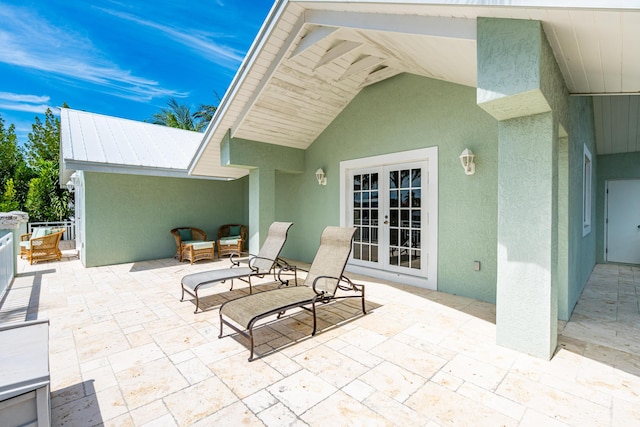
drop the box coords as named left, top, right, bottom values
left=304, top=9, right=476, bottom=40
left=65, top=160, right=232, bottom=180
left=188, top=0, right=291, bottom=174
left=231, top=14, right=307, bottom=140
left=294, top=0, right=640, bottom=10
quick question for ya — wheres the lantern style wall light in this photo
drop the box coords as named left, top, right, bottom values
left=315, top=168, right=327, bottom=186
left=66, top=180, right=75, bottom=192
left=459, top=148, right=476, bottom=175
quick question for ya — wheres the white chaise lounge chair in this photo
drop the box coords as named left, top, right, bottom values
left=218, top=226, right=366, bottom=361
left=180, top=222, right=293, bottom=313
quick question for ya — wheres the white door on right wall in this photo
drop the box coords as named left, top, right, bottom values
left=606, top=179, right=640, bottom=264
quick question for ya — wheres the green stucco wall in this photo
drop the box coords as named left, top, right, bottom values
left=276, top=73, right=500, bottom=303
left=563, top=96, right=597, bottom=320
left=596, top=151, right=640, bottom=263
left=83, top=172, right=247, bottom=267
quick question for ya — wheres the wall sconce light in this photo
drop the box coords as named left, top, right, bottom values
left=315, top=168, right=327, bottom=186
left=459, top=148, right=476, bottom=175
left=66, top=180, right=75, bottom=192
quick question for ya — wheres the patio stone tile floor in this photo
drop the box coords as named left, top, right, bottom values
left=1, top=249, right=640, bottom=426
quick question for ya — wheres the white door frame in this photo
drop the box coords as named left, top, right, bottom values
left=605, top=179, right=640, bottom=264
left=340, top=147, right=438, bottom=289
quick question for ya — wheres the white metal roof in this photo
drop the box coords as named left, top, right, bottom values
left=189, top=0, right=640, bottom=176
left=60, top=108, right=248, bottom=184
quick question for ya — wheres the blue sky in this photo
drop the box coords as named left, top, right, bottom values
left=0, top=0, right=274, bottom=144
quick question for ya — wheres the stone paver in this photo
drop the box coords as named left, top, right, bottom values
left=1, top=252, right=639, bottom=426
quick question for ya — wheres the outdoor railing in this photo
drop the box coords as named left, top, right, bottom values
left=0, top=232, right=13, bottom=300
left=28, top=220, right=76, bottom=241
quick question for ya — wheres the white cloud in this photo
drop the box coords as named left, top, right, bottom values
left=0, top=4, right=186, bottom=102
left=0, top=92, right=54, bottom=114
left=0, top=92, right=50, bottom=104
left=98, top=8, right=244, bottom=69
left=0, top=102, right=53, bottom=114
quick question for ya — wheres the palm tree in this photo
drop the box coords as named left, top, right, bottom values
left=193, top=104, right=217, bottom=125
left=149, top=99, right=198, bottom=131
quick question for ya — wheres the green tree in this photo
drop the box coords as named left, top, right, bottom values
left=25, top=159, right=70, bottom=221
left=150, top=97, right=219, bottom=132
left=0, top=114, right=32, bottom=212
left=0, top=178, right=19, bottom=212
left=193, top=104, right=217, bottom=126
left=149, top=98, right=199, bottom=131
left=23, top=107, right=72, bottom=221
left=26, top=108, right=60, bottom=166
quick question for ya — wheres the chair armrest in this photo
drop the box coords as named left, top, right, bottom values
left=20, top=233, right=32, bottom=242
left=247, top=255, right=278, bottom=272
left=310, top=275, right=343, bottom=296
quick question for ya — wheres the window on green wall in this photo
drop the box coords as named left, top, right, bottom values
left=583, top=144, right=592, bottom=236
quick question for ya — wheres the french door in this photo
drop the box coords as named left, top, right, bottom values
left=349, top=161, right=427, bottom=275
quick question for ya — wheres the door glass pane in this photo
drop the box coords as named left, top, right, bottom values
left=390, top=190, right=398, bottom=207
left=363, top=174, right=370, bottom=191
left=411, top=210, right=420, bottom=228
left=371, top=245, right=378, bottom=262
left=354, top=227, right=361, bottom=242
left=354, top=175, right=361, bottom=191
left=362, top=210, right=370, bottom=225
left=412, top=169, right=421, bottom=187
left=354, top=192, right=361, bottom=208
left=353, top=244, right=361, bottom=259
left=401, top=210, right=409, bottom=227
left=390, top=210, right=398, bottom=226
left=371, top=191, right=378, bottom=208
left=413, top=230, right=421, bottom=249
left=362, top=192, right=370, bottom=208
left=354, top=210, right=361, bottom=225
left=401, top=190, right=410, bottom=207
left=372, top=210, right=379, bottom=225
left=389, top=249, right=399, bottom=266
left=412, top=189, right=421, bottom=207
left=401, top=229, right=410, bottom=247
left=400, top=169, right=410, bottom=188
left=390, top=228, right=398, bottom=246
left=371, top=173, right=379, bottom=190
left=389, top=171, right=398, bottom=189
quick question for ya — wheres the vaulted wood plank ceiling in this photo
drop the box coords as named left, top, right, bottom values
left=190, top=1, right=640, bottom=178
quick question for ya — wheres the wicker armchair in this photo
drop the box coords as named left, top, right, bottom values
left=170, top=227, right=208, bottom=262
left=20, top=228, right=66, bottom=265
left=217, top=224, right=247, bottom=258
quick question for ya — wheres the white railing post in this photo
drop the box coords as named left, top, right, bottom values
left=0, top=232, right=14, bottom=300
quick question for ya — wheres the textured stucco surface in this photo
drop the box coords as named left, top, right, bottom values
left=596, top=151, right=640, bottom=263
left=276, top=73, right=500, bottom=303
left=223, top=135, right=304, bottom=253
left=477, top=18, right=551, bottom=121
left=83, top=172, right=247, bottom=267
left=478, top=17, right=571, bottom=358
left=495, top=113, right=558, bottom=358
left=563, top=96, right=597, bottom=320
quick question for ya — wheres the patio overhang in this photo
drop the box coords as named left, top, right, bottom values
left=189, top=0, right=640, bottom=178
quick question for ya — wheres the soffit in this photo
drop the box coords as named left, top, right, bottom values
left=190, top=1, right=640, bottom=176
